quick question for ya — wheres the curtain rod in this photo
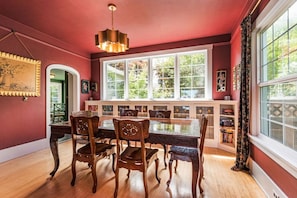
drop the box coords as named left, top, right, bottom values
left=250, top=0, right=262, bottom=15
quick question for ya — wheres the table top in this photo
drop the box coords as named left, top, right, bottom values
left=50, top=116, right=200, bottom=147
left=99, top=117, right=200, bottom=138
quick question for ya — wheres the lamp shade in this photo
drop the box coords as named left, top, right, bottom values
left=95, top=29, right=129, bottom=53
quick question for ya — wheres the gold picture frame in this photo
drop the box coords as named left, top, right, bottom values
left=0, top=51, right=41, bottom=96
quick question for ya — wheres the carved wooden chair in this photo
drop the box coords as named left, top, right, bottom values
left=148, top=110, right=171, bottom=168
left=166, top=115, right=208, bottom=197
left=119, top=109, right=138, bottom=116
left=149, top=110, right=171, bottom=119
left=118, top=109, right=139, bottom=146
left=70, top=115, right=115, bottom=193
left=113, top=118, right=161, bottom=198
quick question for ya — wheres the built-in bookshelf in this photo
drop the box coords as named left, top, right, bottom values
left=85, top=100, right=238, bottom=153
left=218, top=102, right=238, bottom=153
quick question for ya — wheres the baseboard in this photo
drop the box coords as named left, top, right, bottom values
left=250, top=159, right=288, bottom=198
left=0, top=138, right=49, bottom=163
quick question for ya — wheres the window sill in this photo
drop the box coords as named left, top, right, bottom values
left=249, top=134, right=297, bottom=179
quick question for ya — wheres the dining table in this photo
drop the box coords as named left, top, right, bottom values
left=50, top=116, right=201, bottom=197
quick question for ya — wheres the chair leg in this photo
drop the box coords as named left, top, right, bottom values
left=91, top=162, right=97, bottom=193
left=199, top=156, right=204, bottom=193
left=127, top=169, right=130, bottom=178
left=70, top=159, right=76, bottom=186
left=162, top=144, right=167, bottom=168
left=143, top=171, right=149, bottom=198
left=191, top=158, right=199, bottom=198
left=114, top=165, right=119, bottom=198
left=174, top=160, right=178, bottom=173
left=166, top=158, right=173, bottom=186
left=112, top=153, right=116, bottom=173
left=155, top=158, right=161, bottom=183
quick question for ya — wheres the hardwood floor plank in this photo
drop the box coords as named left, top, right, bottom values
left=0, top=141, right=266, bottom=198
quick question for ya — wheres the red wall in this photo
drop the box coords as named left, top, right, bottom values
left=91, top=35, right=231, bottom=100
left=212, top=44, right=231, bottom=99
left=0, top=17, right=91, bottom=150
left=250, top=144, right=297, bottom=197
left=230, top=27, right=241, bottom=101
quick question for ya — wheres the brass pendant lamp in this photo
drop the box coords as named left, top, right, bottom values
left=95, top=4, right=129, bottom=53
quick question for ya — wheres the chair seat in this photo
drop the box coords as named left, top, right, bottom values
left=169, top=146, right=198, bottom=157
left=78, top=143, right=115, bottom=155
left=120, top=146, right=158, bottom=163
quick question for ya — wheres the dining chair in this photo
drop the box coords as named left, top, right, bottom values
left=148, top=110, right=171, bottom=168
left=166, top=115, right=208, bottom=197
left=118, top=109, right=139, bottom=147
left=149, top=110, right=171, bottom=118
left=113, top=118, right=161, bottom=198
left=119, top=109, right=138, bottom=116
left=70, top=115, right=115, bottom=193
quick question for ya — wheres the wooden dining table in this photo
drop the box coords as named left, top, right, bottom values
left=50, top=116, right=201, bottom=197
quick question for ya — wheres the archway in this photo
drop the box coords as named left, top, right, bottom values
left=46, top=64, right=80, bottom=141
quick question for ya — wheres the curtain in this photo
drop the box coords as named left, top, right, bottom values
left=232, top=15, right=252, bottom=172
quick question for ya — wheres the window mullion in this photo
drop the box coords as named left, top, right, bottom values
left=175, top=54, right=180, bottom=99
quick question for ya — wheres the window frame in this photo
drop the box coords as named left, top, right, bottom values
left=100, top=45, right=213, bottom=101
left=251, top=0, right=297, bottom=178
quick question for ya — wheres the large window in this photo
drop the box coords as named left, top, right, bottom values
left=258, top=0, right=297, bottom=151
left=101, top=46, right=212, bottom=100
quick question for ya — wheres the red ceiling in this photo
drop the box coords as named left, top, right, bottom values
left=0, top=0, right=257, bottom=56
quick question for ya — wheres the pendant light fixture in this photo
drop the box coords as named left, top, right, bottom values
left=95, top=4, right=129, bottom=53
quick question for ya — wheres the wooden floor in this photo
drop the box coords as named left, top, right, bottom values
left=0, top=140, right=266, bottom=198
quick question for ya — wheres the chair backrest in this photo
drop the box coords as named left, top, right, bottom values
left=70, top=116, right=99, bottom=153
left=113, top=118, right=150, bottom=142
left=199, top=115, right=208, bottom=156
left=149, top=110, right=171, bottom=118
left=120, top=109, right=138, bottom=116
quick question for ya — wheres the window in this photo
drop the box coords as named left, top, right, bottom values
left=101, top=46, right=212, bottom=100
left=257, top=0, right=297, bottom=151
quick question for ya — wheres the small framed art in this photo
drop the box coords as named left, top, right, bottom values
left=81, top=80, right=90, bottom=94
left=216, top=70, right=227, bottom=92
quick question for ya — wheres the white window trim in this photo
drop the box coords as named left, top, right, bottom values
left=100, top=45, right=213, bottom=101
left=251, top=0, right=297, bottom=179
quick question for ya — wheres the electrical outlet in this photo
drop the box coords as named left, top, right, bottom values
left=273, top=190, right=280, bottom=198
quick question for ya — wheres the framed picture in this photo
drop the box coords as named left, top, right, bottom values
left=0, top=51, right=41, bottom=96
left=216, top=70, right=227, bottom=92
left=90, top=81, right=98, bottom=92
left=81, top=79, right=90, bottom=94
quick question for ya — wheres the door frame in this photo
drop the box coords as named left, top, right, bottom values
left=46, top=64, right=80, bottom=140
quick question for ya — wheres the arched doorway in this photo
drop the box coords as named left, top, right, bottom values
left=46, top=64, right=80, bottom=141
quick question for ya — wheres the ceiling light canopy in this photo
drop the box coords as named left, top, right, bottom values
left=95, top=4, right=129, bottom=53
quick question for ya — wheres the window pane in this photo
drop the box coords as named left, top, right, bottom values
left=270, top=122, right=283, bottom=143
left=289, top=50, right=297, bottom=74
left=289, top=2, right=297, bottom=28
left=273, top=11, right=288, bottom=39
left=284, top=103, right=297, bottom=126
left=106, top=61, right=125, bottom=99
left=284, top=127, right=297, bottom=151
left=179, top=52, right=206, bottom=99
left=269, top=103, right=283, bottom=123
left=152, top=56, right=175, bottom=99
left=128, top=59, right=148, bottom=99
left=274, top=33, right=288, bottom=59
left=262, top=26, right=273, bottom=48
left=289, top=25, right=297, bottom=52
